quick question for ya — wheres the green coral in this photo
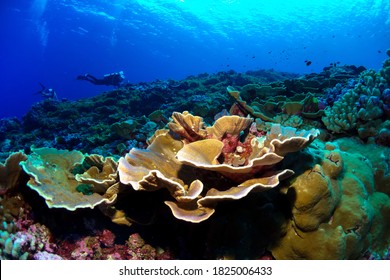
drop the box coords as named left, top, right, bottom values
left=379, top=50, right=390, bottom=84
left=239, top=83, right=286, bottom=101
left=0, top=231, right=28, bottom=260
left=322, top=89, right=359, bottom=133
left=111, top=118, right=140, bottom=139
left=76, top=184, right=94, bottom=195
left=323, top=57, right=390, bottom=135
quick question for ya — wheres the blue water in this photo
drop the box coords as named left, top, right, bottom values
left=1, top=0, right=389, bottom=119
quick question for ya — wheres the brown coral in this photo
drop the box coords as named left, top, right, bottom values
left=168, top=111, right=206, bottom=142
left=270, top=140, right=390, bottom=259
left=75, top=154, right=118, bottom=192
left=0, top=152, right=27, bottom=194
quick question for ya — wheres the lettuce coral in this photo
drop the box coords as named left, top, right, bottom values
left=118, top=112, right=319, bottom=223
left=20, top=147, right=117, bottom=210
left=0, top=152, right=27, bottom=194
left=74, top=154, right=118, bottom=191
left=227, top=86, right=323, bottom=125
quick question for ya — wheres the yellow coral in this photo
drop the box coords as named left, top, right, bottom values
left=119, top=112, right=318, bottom=223
left=20, top=148, right=116, bottom=210
left=270, top=140, right=390, bottom=259
left=0, top=152, right=27, bottom=193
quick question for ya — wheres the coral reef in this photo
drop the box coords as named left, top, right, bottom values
left=0, top=57, right=389, bottom=259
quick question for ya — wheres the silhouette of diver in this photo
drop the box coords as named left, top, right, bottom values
left=76, top=71, right=125, bottom=87
left=36, top=83, right=58, bottom=100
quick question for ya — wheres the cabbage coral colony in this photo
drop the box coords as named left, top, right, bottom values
left=118, top=112, right=318, bottom=223
left=0, top=53, right=390, bottom=260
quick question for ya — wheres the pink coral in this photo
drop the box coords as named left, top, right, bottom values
left=249, top=122, right=265, bottom=137
left=126, top=233, right=159, bottom=260
left=12, top=223, right=56, bottom=255
left=105, top=252, right=122, bottom=260
left=59, top=231, right=171, bottom=260
left=126, top=233, right=145, bottom=250
left=221, top=133, right=240, bottom=154
left=34, top=251, right=63, bottom=260
left=220, top=134, right=256, bottom=168
left=70, top=237, right=100, bottom=260
left=98, top=229, right=115, bottom=248
left=129, top=244, right=157, bottom=260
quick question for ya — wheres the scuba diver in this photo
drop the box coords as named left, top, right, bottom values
left=76, top=71, right=125, bottom=87
left=36, top=83, right=58, bottom=100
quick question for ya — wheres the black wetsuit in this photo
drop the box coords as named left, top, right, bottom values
left=77, top=73, right=124, bottom=86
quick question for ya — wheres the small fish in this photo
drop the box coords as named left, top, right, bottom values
left=78, top=27, right=89, bottom=33
left=305, top=60, right=312, bottom=66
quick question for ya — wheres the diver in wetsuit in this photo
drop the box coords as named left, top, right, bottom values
left=76, top=71, right=125, bottom=87
left=36, top=83, right=58, bottom=100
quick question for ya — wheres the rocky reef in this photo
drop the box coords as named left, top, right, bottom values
left=1, top=53, right=389, bottom=260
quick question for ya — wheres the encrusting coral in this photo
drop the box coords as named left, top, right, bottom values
left=118, top=111, right=319, bottom=223
left=270, top=139, right=390, bottom=259
left=333, top=137, right=390, bottom=196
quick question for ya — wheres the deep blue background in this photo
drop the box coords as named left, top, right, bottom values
left=1, top=0, right=389, bottom=119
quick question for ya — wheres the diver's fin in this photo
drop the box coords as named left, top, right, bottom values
left=38, top=82, right=46, bottom=90
left=34, top=82, right=46, bottom=95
